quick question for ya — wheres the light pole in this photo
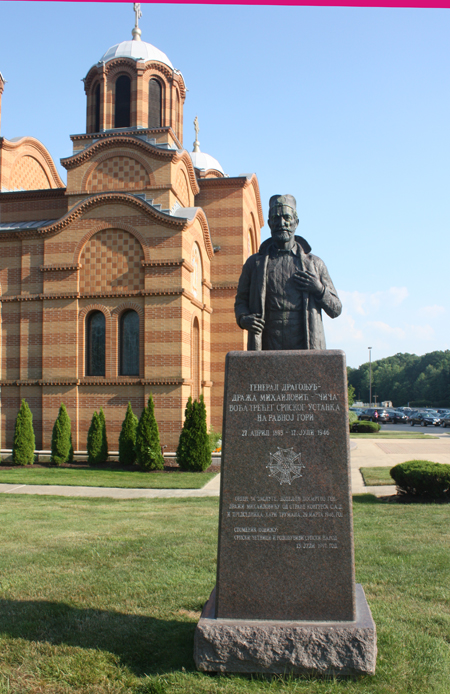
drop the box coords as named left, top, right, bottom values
left=368, top=347, right=372, bottom=407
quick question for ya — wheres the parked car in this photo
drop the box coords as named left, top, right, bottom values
left=358, top=408, right=390, bottom=423
left=410, top=412, right=441, bottom=427
left=440, top=413, right=450, bottom=428
left=385, top=409, right=408, bottom=424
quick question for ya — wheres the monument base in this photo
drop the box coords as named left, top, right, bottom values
left=194, top=584, right=377, bottom=676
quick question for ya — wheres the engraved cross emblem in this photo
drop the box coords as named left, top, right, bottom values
left=266, top=447, right=305, bottom=485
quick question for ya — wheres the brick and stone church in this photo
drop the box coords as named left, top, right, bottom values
left=0, top=20, right=263, bottom=452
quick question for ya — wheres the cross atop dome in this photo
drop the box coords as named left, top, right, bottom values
left=132, top=3, right=142, bottom=41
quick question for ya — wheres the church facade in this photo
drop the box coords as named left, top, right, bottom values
left=0, top=31, right=262, bottom=452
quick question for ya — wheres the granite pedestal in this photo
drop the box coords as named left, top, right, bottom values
left=194, top=351, right=376, bottom=675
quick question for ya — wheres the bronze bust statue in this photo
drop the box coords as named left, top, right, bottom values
left=235, top=194, right=342, bottom=350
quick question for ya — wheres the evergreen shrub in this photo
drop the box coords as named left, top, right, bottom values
left=119, top=402, right=138, bottom=466
left=51, top=404, right=72, bottom=466
left=390, top=460, right=450, bottom=499
left=87, top=411, right=106, bottom=465
left=99, top=408, right=108, bottom=462
left=135, top=394, right=164, bottom=470
left=12, top=399, right=35, bottom=466
left=352, top=421, right=381, bottom=434
left=177, top=395, right=211, bottom=471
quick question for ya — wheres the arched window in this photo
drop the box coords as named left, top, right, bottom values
left=191, top=317, right=200, bottom=400
left=86, top=311, right=105, bottom=376
left=120, top=310, right=139, bottom=376
left=115, top=75, right=131, bottom=128
left=148, top=79, right=162, bottom=128
left=191, top=243, right=202, bottom=300
left=94, top=83, right=101, bottom=133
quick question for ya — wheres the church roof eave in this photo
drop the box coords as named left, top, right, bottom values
left=61, top=136, right=200, bottom=196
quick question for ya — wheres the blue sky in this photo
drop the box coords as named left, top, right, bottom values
left=1, top=1, right=449, bottom=368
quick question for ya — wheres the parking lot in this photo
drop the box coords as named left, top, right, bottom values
left=377, top=421, right=450, bottom=437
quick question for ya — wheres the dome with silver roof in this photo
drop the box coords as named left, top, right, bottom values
left=99, top=40, right=173, bottom=69
left=190, top=150, right=224, bottom=175
left=189, top=117, right=224, bottom=174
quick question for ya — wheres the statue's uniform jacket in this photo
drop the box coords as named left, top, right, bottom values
left=234, top=236, right=342, bottom=351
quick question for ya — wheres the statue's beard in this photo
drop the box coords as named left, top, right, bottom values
left=272, top=230, right=292, bottom=242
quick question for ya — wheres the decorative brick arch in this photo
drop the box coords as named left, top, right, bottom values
left=74, top=222, right=150, bottom=267
left=82, top=149, right=155, bottom=192
left=78, top=304, right=112, bottom=379
left=2, top=138, right=64, bottom=190
left=190, top=241, right=203, bottom=303
left=175, top=166, right=190, bottom=207
left=10, top=155, right=51, bottom=191
left=78, top=228, right=145, bottom=295
left=111, top=302, right=144, bottom=378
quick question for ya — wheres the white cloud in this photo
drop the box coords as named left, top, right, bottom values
left=406, top=324, right=435, bottom=341
left=338, top=290, right=367, bottom=316
left=338, top=286, right=409, bottom=316
left=387, top=287, right=409, bottom=306
left=418, top=305, right=446, bottom=319
left=366, top=321, right=405, bottom=339
left=324, top=311, right=364, bottom=343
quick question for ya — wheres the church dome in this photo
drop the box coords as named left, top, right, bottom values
left=99, top=40, right=174, bottom=70
left=190, top=150, right=224, bottom=175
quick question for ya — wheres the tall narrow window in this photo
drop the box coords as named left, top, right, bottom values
left=86, top=311, right=105, bottom=376
left=191, top=317, right=200, bottom=400
left=148, top=79, right=162, bottom=128
left=120, top=310, right=139, bottom=376
left=94, top=83, right=101, bottom=133
left=115, top=75, right=131, bottom=128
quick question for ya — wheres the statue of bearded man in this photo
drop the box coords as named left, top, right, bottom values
left=235, top=194, right=342, bottom=351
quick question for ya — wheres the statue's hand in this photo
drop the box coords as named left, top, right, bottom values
left=294, top=269, right=324, bottom=296
left=240, top=314, right=265, bottom=334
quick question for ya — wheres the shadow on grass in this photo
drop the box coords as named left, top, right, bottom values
left=0, top=599, right=196, bottom=675
left=352, top=494, right=382, bottom=505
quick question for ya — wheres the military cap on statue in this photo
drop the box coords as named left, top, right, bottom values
left=268, top=194, right=297, bottom=212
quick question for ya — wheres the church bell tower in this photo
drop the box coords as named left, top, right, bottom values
left=83, top=3, right=186, bottom=144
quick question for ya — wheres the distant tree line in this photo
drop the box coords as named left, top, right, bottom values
left=347, top=350, right=450, bottom=408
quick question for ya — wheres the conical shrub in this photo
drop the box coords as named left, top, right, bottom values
left=51, top=404, right=72, bottom=466
left=119, top=402, right=138, bottom=466
left=176, top=395, right=211, bottom=471
left=12, top=399, right=35, bottom=466
left=135, top=394, right=164, bottom=470
left=176, top=397, right=194, bottom=471
left=87, top=411, right=104, bottom=465
left=98, top=407, right=108, bottom=463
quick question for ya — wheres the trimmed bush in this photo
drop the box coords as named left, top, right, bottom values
left=348, top=411, right=358, bottom=431
left=12, top=399, right=35, bottom=466
left=390, top=460, right=450, bottom=499
left=87, top=411, right=104, bottom=465
left=135, top=393, right=164, bottom=470
left=51, top=404, right=72, bottom=466
left=176, top=397, right=193, bottom=471
left=99, top=407, right=108, bottom=463
left=177, top=395, right=211, bottom=472
left=119, top=402, right=139, bottom=466
left=352, top=421, right=381, bottom=434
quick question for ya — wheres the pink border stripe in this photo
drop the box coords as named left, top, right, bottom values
left=17, top=0, right=450, bottom=7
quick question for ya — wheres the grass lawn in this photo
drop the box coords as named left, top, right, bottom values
left=350, top=432, right=437, bottom=439
left=360, top=467, right=396, bottom=486
left=0, top=495, right=449, bottom=693
left=0, top=466, right=217, bottom=489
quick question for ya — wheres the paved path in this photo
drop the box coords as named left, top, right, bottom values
left=1, top=436, right=449, bottom=499
left=0, top=473, right=221, bottom=499
left=350, top=436, right=450, bottom=496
